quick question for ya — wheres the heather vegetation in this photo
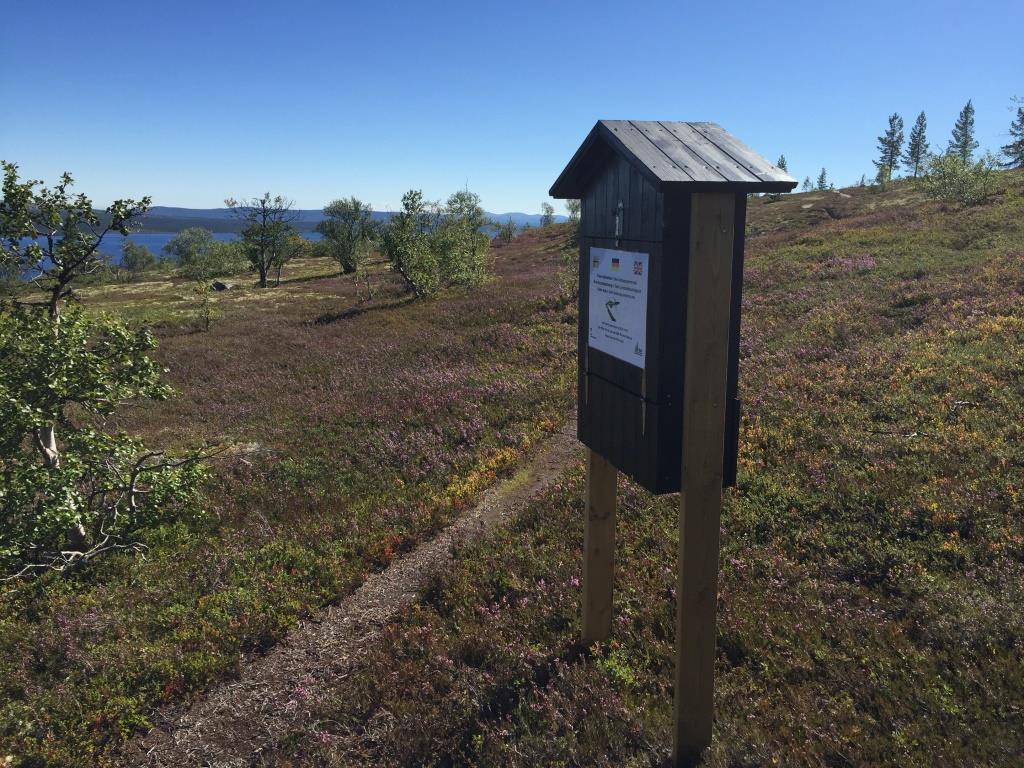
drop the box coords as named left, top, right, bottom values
left=262, top=170, right=1024, bottom=767
left=1, top=159, right=1023, bottom=767
left=0, top=208, right=572, bottom=762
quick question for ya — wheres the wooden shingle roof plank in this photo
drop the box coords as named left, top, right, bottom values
left=660, top=122, right=762, bottom=184
left=629, top=120, right=727, bottom=184
left=687, top=122, right=790, bottom=183
left=599, top=120, right=694, bottom=185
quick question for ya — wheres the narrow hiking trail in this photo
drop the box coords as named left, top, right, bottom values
left=120, top=418, right=580, bottom=767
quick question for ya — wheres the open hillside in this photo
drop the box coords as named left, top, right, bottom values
left=2, top=172, right=1023, bottom=766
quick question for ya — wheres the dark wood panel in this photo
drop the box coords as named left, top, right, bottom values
left=577, top=231, right=589, bottom=449
left=582, top=375, right=642, bottom=487
left=655, top=189, right=664, bottom=236
left=628, top=159, right=643, bottom=241
left=582, top=375, right=682, bottom=494
left=617, top=154, right=630, bottom=239
left=581, top=161, right=612, bottom=239
left=580, top=156, right=661, bottom=244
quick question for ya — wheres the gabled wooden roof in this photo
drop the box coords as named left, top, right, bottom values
left=550, top=120, right=798, bottom=198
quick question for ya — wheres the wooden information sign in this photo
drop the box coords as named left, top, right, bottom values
left=550, top=120, right=796, bottom=765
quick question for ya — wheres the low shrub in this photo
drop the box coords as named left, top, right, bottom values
left=919, top=152, right=998, bottom=206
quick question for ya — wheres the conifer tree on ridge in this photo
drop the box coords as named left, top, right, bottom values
left=948, top=100, right=979, bottom=161
left=1000, top=106, right=1024, bottom=169
left=874, top=113, right=904, bottom=183
left=903, top=111, right=929, bottom=178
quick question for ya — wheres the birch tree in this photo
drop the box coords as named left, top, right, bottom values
left=225, top=193, right=298, bottom=288
left=0, top=162, right=206, bottom=576
left=317, top=197, right=375, bottom=275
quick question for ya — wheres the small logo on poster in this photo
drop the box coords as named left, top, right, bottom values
left=611, top=257, right=620, bottom=271
left=592, top=255, right=600, bottom=268
left=633, top=260, right=643, bottom=276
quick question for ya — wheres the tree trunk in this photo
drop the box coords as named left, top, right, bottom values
left=48, top=282, right=64, bottom=323
left=36, top=425, right=60, bottom=469
left=66, top=521, right=88, bottom=552
left=41, top=286, right=88, bottom=551
left=258, top=263, right=268, bottom=288
left=36, top=423, right=87, bottom=551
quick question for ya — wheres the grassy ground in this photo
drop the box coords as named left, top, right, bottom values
left=256, top=175, right=1023, bottom=766
left=0, top=230, right=576, bottom=765
left=2, top=174, right=1023, bottom=766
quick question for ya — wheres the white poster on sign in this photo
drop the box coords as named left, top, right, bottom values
left=587, top=247, right=649, bottom=368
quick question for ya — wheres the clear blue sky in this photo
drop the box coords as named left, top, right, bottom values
left=2, top=0, right=1021, bottom=213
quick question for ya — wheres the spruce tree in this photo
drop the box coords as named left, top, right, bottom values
left=766, top=156, right=789, bottom=201
left=1000, top=107, right=1024, bottom=169
left=816, top=168, right=828, bottom=190
left=802, top=176, right=812, bottom=191
left=903, top=111, right=929, bottom=177
left=874, top=113, right=904, bottom=183
left=948, top=99, right=979, bottom=161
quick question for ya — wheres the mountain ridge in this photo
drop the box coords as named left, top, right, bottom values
left=138, top=206, right=566, bottom=234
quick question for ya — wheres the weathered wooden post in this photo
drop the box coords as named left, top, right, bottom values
left=550, top=121, right=795, bottom=765
left=582, top=448, right=616, bottom=643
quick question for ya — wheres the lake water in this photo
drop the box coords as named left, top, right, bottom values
left=97, top=231, right=322, bottom=261
left=17, top=231, right=323, bottom=266
left=101, top=232, right=238, bottom=259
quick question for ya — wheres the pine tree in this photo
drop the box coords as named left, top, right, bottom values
left=1000, top=106, right=1024, bottom=169
left=802, top=176, right=812, bottom=192
left=874, top=113, right=904, bottom=183
left=765, top=156, right=789, bottom=201
left=816, top=168, right=828, bottom=190
left=948, top=99, right=979, bottom=161
left=903, top=111, right=929, bottom=177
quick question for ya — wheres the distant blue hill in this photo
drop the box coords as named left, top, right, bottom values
left=139, top=206, right=566, bottom=234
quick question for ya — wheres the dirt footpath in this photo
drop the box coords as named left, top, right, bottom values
left=121, top=417, right=580, bottom=767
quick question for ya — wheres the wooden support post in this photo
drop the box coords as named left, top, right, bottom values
left=582, top=448, right=617, bottom=644
left=673, top=192, right=736, bottom=766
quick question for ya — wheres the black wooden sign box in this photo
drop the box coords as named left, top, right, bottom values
left=551, top=121, right=796, bottom=494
